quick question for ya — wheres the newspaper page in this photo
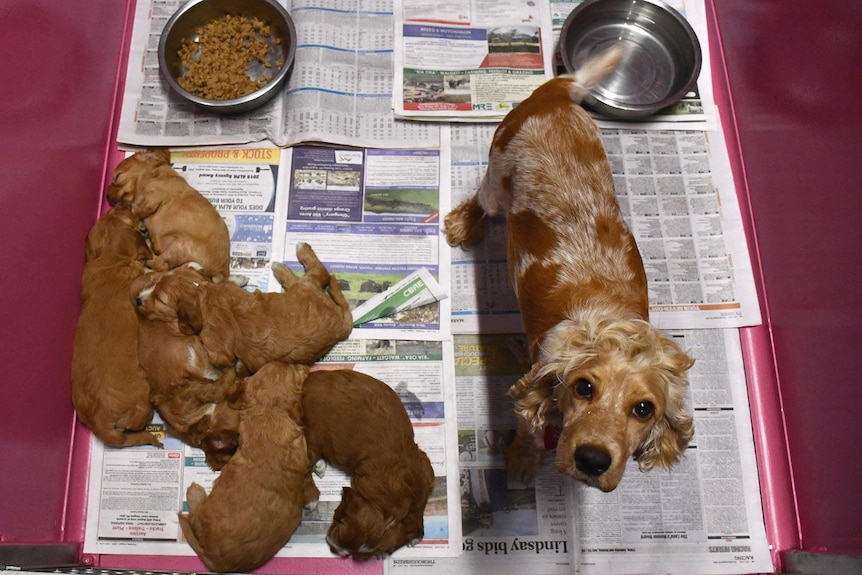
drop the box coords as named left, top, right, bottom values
left=447, top=117, right=762, bottom=333
left=573, top=329, right=773, bottom=574
left=392, top=0, right=554, bottom=121
left=117, top=0, right=440, bottom=149
left=280, top=144, right=453, bottom=340
left=549, top=0, right=717, bottom=131
left=83, top=339, right=461, bottom=558
left=389, top=333, right=576, bottom=575
left=390, top=329, right=773, bottom=575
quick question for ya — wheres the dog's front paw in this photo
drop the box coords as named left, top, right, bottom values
left=505, top=437, right=544, bottom=482
left=444, top=196, right=486, bottom=248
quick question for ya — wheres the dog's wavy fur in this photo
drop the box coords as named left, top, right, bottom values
left=107, top=148, right=231, bottom=282
left=71, top=206, right=161, bottom=448
left=444, top=46, right=694, bottom=491
left=178, top=361, right=309, bottom=573
left=302, top=369, right=435, bottom=560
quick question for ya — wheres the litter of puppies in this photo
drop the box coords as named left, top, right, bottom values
left=71, top=149, right=434, bottom=570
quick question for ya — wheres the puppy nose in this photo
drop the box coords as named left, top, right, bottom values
left=574, top=445, right=612, bottom=477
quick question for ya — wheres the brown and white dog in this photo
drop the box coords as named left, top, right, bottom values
left=444, top=46, right=695, bottom=492
left=71, top=206, right=161, bottom=448
left=107, top=148, right=232, bottom=282
left=178, top=361, right=309, bottom=573
left=302, top=369, right=436, bottom=560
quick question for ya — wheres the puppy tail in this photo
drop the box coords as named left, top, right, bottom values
left=564, top=44, right=626, bottom=103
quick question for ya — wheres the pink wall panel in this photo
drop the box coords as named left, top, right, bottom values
left=712, top=0, right=862, bottom=554
left=0, top=0, right=133, bottom=544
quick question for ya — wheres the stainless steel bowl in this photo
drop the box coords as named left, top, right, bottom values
left=560, top=0, right=701, bottom=120
left=158, top=0, right=297, bottom=114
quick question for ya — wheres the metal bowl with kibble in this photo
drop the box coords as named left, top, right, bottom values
left=158, top=0, right=297, bottom=114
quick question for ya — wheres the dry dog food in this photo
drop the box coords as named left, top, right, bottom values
left=178, top=14, right=283, bottom=100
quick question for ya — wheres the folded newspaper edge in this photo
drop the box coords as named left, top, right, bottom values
left=351, top=267, right=447, bottom=326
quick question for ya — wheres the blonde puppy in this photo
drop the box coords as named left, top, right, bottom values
left=71, top=206, right=161, bottom=448
left=107, top=148, right=231, bottom=282
left=178, top=362, right=309, bottom=573
left=444, top=46, right=695, bottom=492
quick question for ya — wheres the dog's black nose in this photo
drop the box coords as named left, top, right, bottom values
left=575, top=445, right=612, bottom=477
left=135, top=297, right=143, bottom=307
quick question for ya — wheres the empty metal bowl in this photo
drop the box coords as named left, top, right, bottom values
left=158, top=0, right=297, bottom=114
left=560, top=0, right=701, bottom=120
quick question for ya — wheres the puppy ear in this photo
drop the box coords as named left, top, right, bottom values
left=148, top=147, right=172, bottom=164
left=635, top=334, right=695, bottom=471
left=176, top=296, right=203, bottom=335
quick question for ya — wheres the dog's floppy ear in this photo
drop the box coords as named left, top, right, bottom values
left=507, top=363, right=554, bottom=434
left=635, top=335, right=695, bottom=471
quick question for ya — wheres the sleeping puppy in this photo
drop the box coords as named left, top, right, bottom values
left=170, top=242, right=353, bottom=372
left=71, top=206, right=161, bottom=448
left=302, top=369, right=435, bottom=560
left=106, top=148, right=231, bottom=282
left=444, top=46, right=695, bottom=492
left=132, top=264, right=241, bottom=469
left=178, top=361, right=309, bottom=573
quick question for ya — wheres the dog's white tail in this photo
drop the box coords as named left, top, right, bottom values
left=565, top=44, right=625, bottom=102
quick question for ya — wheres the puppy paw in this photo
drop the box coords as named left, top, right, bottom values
left=227, top=273, right=249, bottom=287
left=313, top=459, right=327, bottom=477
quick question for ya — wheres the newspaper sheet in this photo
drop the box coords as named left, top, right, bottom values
left=391, top=0, right=555, bottom=121
left=387, top=329, right=773, bottom=575
left=447, top=116, right=762, bottom=333
left=118, top=0, right=440, bottom=149
left=83, top=339, right=462, bottom=558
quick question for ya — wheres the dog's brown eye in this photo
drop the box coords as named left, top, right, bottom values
left=632, top=401, right=655, bottom=420
left=573, top=378, right=592, bottom=399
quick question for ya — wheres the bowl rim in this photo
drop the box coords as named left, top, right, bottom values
left=559, top=0, right=702, bottom=118
left=157, top=0, right=297, bottom=110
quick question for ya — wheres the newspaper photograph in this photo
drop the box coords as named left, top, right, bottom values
left=83, top=339, right=462, bottom=558
left=392, top=0, right=554, bottom=121
left=118, top=0, right=440, bottom=149
left=447, top=117, right=762, bottom=334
